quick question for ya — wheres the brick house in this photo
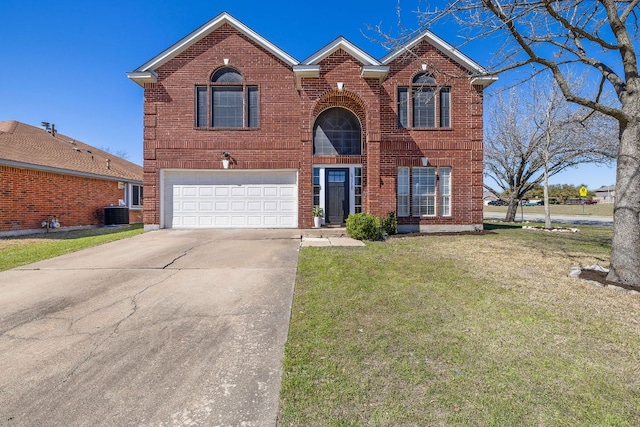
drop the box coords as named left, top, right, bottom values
left=127, top=12, right=495, bottom=232
left=0, top=120, right=143, bottom=235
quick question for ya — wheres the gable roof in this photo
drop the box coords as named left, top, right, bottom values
left=0, top=120, right=142, bottom=183
left=381, top=29, right=497, bottom=86
left=127, top=11, right=299, bottom=86
left=301, top=36, right=381, bottom=67
left=293, top=37, right=390, bottom=87
left=127, top=12, right=495, bottom=88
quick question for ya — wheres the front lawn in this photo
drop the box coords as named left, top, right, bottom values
left=278, top=223, right=640, bottom=426
left=0, top=224, right=144, bottom=272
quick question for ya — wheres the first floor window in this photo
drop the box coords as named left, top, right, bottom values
left=313, top=167, right=320, bottom=207
left=354, top=167, right=363, bottom=213
left=440, top=167, right=451, bottom=216
left=397, top=166, right=450, bottom=218
left=129, top=184, right=143, bottom=208
left=412, top=167, right=436, bottom=216
left=397, top=167, right=410, bottom=217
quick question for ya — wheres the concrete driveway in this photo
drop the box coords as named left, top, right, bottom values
left=0, top=229, right=300, bottom=426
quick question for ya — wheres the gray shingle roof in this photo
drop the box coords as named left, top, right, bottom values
left=0, top=120, right=142, bottom=182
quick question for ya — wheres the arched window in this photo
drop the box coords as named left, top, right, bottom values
left=397, top=73, right=450, bottom=129
left=195, top=67, right=258, bottom=128
left=211, top=67, right=243, bottom=83
left=313, top=108, right=362, bottom=155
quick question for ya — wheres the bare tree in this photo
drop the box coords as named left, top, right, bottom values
left=100, top=146, right=130, bottom=160
left=485, top=78, right=615, bottom=225
left=395, top=0, right=640, bottom=287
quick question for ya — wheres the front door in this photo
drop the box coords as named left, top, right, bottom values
left=325, top=168, right=349, bottom=225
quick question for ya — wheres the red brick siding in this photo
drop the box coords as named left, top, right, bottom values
left=377, top=40, right=485, bottom=226
left=142, top=24, right=303, bottom=226
left=141, top=26, right=486, bottom=229
left=0, top=165, right=131, bottom=231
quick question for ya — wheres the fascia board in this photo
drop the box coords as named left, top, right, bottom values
left=126, top=71, right=158, bottom=87
left=470, top=75, right=499, bottom=87
left=302, top=37, right=381, bottom=66
left=132, top=12, right=298, bottom=74
left=360, top=65, right=390, bottom=81
left=292, top=65, right=321, bottom=77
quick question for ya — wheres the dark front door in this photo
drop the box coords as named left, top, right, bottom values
left=325, top=169, right=349, bottom=225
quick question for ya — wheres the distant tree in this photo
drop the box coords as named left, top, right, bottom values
left=100, top=146, right=129, bottom=160
left=484, top=77, right=615, bottom=225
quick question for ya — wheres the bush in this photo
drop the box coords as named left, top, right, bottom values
left=346, top=213, right=382, bottom=241
left=380, top=211, right=397, bottom=236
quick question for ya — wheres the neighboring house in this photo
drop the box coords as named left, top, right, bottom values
left=594, top=185, right=616, bottom=204
left=127, top=12, right=495, bottom=232
left=0, top=120, right=143, bottom=235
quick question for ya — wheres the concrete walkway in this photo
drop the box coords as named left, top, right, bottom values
left=300, top=228, right=366, bottom=247
left=300, top=236, right=365, bottom=247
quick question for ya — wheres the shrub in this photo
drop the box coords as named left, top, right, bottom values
left=346, top=213, right=382, bottom=241
left=380, top=211, right=397, bottom=236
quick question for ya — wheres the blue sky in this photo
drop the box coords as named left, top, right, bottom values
left=0, top=0, right=616, bottom=190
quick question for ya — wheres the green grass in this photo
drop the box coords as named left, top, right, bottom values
left=278, top=223, right=640, bottom=426
left=0, top=224, right=144, bottom=272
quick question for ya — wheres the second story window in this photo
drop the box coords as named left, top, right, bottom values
left=195, top=67, right=259, bottom=129
left=398, top=73, right=450, bottom=129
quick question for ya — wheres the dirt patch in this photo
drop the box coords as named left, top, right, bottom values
left=579, top=269, right=640, bottom=292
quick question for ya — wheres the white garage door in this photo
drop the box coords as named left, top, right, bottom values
left=163, top=170, right=298, bottom=229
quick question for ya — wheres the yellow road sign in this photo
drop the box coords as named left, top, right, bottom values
left=579, top=186, right=588, bottom=197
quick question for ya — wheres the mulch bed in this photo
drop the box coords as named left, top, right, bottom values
left=579, top=269, right=640, bottom=292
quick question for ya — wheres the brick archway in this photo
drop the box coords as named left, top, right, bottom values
left=311, top=90, right=367, bottom=136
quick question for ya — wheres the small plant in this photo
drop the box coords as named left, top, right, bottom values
left=346, top=212, right=382, bottom=241
left=380, top=211, right=398, bottom=236
left=312, top=206, right=324, bottom=217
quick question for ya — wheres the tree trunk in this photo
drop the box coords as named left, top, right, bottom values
left=607, top=118, right=640, bottom=287
left=543, top=158, right=551, bottom=230
left=505, top=197, right=519, bottom=222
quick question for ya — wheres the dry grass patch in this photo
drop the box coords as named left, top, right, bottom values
left=279, top=223, right=640, bottom=426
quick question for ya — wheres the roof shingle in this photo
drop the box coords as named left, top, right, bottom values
left=0, top=120, right=142, bottom=182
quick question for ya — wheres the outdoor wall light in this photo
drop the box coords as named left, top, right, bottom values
left=224, top=58, right=230, bottom=65
left=337, top=82, right=344, bottom=91
left=421, top=63, right=428, bottom=71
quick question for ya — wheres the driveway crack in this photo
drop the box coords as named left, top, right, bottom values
left=61, top=269, right=180, bottom=385
left=162, top=243, right=209, bottom=269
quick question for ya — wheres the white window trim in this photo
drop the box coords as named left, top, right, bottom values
left=127, top=183, right=143, bottom=209
left=398, top=166, right=451, bottom=218
left=313, top=165, right=362, bottom=219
